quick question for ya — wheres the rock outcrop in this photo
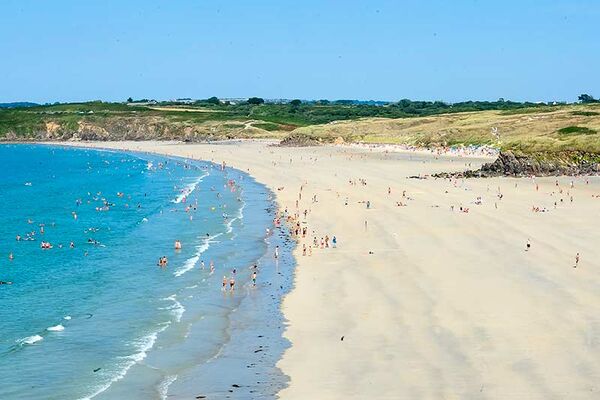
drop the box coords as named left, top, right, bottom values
left=277, top=132, right=324, bottom=147
left=434, top=151, right=600, bottom=178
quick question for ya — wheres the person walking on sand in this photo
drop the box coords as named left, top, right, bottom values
left=574, top=252, right=580, bottom=268
left=526, top=239, right=531, bottom=251
left=332, top=236, right=337, bottom=248
left=302, top=244, right=306, bottom=256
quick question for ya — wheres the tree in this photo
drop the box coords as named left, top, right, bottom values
left=247, top=97, right=264, bottom=105
left=206, top=96, right=220, bottom=105
left=578, top=94, right=598, bottom=103
left=127, top=97, right=133, bottom=103
left=290, top=99, right=302, bottom=107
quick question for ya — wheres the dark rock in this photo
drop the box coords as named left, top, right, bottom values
left=277, top=133, right=323, bottom=147
left=433, top=151, right=600, bottom=178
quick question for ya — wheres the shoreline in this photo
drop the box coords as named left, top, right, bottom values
left=50, top=140, right=600, bottom=399
left=4, top=142, right=294, bottom=399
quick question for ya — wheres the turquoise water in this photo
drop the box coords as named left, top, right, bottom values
left=0, top=145, right=292, bottom=399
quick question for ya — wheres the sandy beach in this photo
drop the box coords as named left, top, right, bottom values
left=61, top=140, right=600, bottom=399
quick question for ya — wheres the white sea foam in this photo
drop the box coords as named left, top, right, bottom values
left=17, top=335, right=43, bottom=345
left=158, top=374, right=178, bottom=400
left=79, top=323, right=171, bottom=400
left=174, top=254, right=199, bottom=277
left=161, top=295, right=185, bottom=323
left=171, top=172, right=208, bottom=204
left=47, top=324, right=65, bottom=332
left=173, top=233, right=220, bottom=277
left=63, top=315, right=72, bottom=320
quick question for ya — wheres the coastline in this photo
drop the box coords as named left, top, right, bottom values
left=54, top=140, right=600, bottom=399
left=3, top=143, right=294, bottom=399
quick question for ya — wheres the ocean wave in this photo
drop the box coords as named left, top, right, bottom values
left=47, top=324, right=65, bottom=332
left=17, top=335, right=43, bottom=345
left=161, top=295, right=185, bottom=323
left=173, top=254, right=199, bottom=277
left=173, top=233, right=221, bottom=277
left=158, top=374, right=178, bottom=400
left=171, top=172, right=208, bottom=204
left=79, top=323, right=171, bottom=400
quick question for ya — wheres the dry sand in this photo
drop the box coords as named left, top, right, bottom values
left=62, top=140, right=600, bottom=399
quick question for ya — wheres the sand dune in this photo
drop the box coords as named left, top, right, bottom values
left=62, top=140, right=600, bottom=399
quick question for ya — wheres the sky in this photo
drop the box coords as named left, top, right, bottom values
left=1, top=0, right=599, bottom=103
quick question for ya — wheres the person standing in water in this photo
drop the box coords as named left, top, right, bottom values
left=274, top=245, right=279, bottom=259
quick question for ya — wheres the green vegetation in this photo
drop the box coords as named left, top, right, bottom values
left=557, top=126, right=597, bottom=135
left=578, top=94, right=599, bottom=104
left=571, top=111, right=599, bottom=116
left=252, top=122, right=285, bottom=131
left=1, top=99, right=600, bottom=160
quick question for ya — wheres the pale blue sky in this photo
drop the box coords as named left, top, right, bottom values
left=1, top=0, right=599, bottom=103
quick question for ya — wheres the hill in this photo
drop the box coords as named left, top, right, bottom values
left=1, top=101, right=600, bottom=164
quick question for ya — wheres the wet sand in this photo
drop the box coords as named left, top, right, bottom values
left=61, top=140, right=600, bottom=399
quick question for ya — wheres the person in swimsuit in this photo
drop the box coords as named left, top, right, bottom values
left=252, top=271, right=257, bottom=286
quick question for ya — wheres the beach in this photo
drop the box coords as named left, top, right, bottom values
left=61, top=140, right=600, bottom=399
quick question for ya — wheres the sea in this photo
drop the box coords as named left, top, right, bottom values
left=0, top=144, right=294, bottom=399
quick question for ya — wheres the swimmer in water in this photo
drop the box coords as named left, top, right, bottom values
left=174, top=240, right=182, bottom=250
left=222, top=276, right=227, bottom=291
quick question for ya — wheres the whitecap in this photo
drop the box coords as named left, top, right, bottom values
left=18, top=335, right=43, bottom=345
left=171, top=172, right=208, bottom=204
left=63, top=315, right=72, bottom=320
left=47, top=324, right=65, bottom=332
left=173, top=233, right=217, bottom=277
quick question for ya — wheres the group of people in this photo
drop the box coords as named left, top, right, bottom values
left=157, top=256, right=169, bottom=267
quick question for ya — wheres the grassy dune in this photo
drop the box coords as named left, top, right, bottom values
left=2, top=102, right=600, bottom=159
left=292, top=104, right=600, bottom=155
